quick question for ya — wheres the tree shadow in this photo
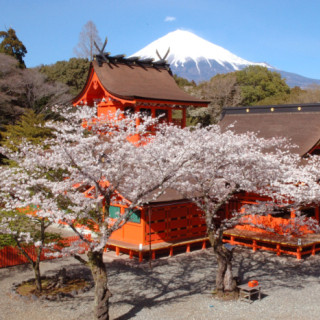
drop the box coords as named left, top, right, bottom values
left=107, top=251, right=215, bottom=320
left=234, top=247, right=320, bottom=291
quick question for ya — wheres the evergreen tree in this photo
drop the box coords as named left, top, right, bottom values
left=0, top=28, right=27, bottom=68
left=1, top=109, right=53, bottom=152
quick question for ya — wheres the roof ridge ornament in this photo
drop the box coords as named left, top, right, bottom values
left=94, top=37, right=109, bottom=63
left=156, top=47, right=170, bottom=62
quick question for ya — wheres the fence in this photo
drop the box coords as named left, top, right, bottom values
left=0, top=234, right=91, bottom=268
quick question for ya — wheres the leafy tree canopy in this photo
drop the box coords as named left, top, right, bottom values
left=0, top=28, right=27, bottom=68
left=236, top=66, right=291, bottom=105
left=39, top=58, right=90, bottom=96
left=184, top=66, right=292, bottom=125
left=173, top=74, right=196, bottom=88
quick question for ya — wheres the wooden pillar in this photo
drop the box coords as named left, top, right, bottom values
left=225, top=204, right=229, bottom=220
left=186, top=244, right=190, bottom=253
left=253, top=240, right=257, bottom=252
left=152, top=250, right=156, bottom=260
left=168, top=108, right=172, bottom=123
left=230, top=236, right=235, bottom=245
left=151, top=107, right=156, bottom=118
left=169, top=247, right=173, bottom=257
left=202, top=240, right=206, bottom=250
left=139, top=251, right=143, bottom=263
left=115, top=246, right=120, bottom=256
left=297, top=247, right=301, bottom=260
left=315, top=207, right=320, bottom=222
left=290, top=208, right=296, bottom=219
left=276, top=244, right=281, bottom=256
left=136, top=107, right=140, bottom=127
left=312, top=244, right=316, bottom=256
left=182, top=108, right=187, bottom=128
left=129, top=250, right=133, bottom=259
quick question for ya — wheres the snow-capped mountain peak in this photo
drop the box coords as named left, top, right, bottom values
left=130, top=30, right=320, bottom=87
left=131, top=30, right=268, bottom=72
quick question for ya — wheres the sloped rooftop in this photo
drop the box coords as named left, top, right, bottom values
left=90, top=54, right=209, bottom=105
left=219, top=103, right=320, bottom=157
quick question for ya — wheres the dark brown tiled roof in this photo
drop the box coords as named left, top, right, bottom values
left=92, top=57, right=209, bottom=105
left=219, top=104, right=320, bottom=157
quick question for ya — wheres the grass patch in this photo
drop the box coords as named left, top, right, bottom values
left=16, top=277, right=89, bottom=297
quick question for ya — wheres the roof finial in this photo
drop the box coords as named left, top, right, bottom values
left=156, top=47, right=170, bottom=62
left=94, top=37, right=109, bottom=63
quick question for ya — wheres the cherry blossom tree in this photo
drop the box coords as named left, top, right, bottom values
left=0, top=106, right=202, bottom=320
left=172, top=125, right=320, bottom=295
left=0, top=209, right=56, bottom=292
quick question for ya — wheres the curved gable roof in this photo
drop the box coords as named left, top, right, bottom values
left=91, top=58, right=209, bottom=106
left=219, top=104, right=320, bottom=157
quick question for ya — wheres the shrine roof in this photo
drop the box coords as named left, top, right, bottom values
left=88, top=55, right=209, bottom=106
left=219, top=103, right=320, bottom=157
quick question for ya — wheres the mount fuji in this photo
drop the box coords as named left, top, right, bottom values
left=131, top=30, right=320, bottom=88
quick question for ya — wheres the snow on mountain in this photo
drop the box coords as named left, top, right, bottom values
left=131, top=30, right=320, bottom=87
left=131, top=30, right=269, bottom=82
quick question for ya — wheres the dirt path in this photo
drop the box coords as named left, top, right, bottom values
left=1, top=247, right=320, bottom=320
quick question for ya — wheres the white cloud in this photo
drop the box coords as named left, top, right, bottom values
left=164, top=16, right=176, bottom=22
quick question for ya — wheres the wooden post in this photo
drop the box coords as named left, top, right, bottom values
left=230, top=236, right=235, bottom=245
left=253, top=240, right=257, bottom=252
left=276, top=244, right=281, bottom=256
left=316, top=207, right=320, bottom=222
left=186, top=244, right=190, bottom=253
left=225, top=204, right=230, bottom=220
left=312, top=244, right=316, bottom=256
left=297, top=247, right=302, bottom=260
left=115, top=246, right=120, bottom=256
left=202, top=240, right=206, bottom=250
left=182, top=108, right=187, bottom=128
left=139, top=251, right=143, bottom=262
left=290, top=208, right=296, bottom=219
left=169, top=247, right=173, bottom=257
left=168, top=109, right=172, bottom=123
left=152, top=250, right=156, bottom=260
left=129, top=250, right=133, bottom=259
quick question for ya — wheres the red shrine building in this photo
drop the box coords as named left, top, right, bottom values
left=72, top=51, right=211, bottom=258
left=72, top=49, right=320, bottom=260
left=219, top=103, right=320, bottom=222
left=219, top=103, right=320, bottom=259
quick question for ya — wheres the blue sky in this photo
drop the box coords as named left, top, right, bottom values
left=1, top=0, right=320, bottom=80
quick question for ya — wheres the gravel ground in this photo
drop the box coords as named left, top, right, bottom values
left=1, top=247, right=320, bottom=320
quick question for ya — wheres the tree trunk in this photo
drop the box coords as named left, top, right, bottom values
left=88, top=250, right=111, bottom=320
left=33, top=261, right=42, bottom=293
left=208, top=229, right=237, bottom=293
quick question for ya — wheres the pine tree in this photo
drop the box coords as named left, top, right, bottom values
left=1, top=109, right=53, bottom=151
left=0, top=28, right=27, bottom=68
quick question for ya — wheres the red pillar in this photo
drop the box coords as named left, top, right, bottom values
left=182, top=108, right=187, bottom=128
left=315, top=207, right=320, bottom=222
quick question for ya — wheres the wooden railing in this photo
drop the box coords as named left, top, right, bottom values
left=0, top=234, right=91, bottom=268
